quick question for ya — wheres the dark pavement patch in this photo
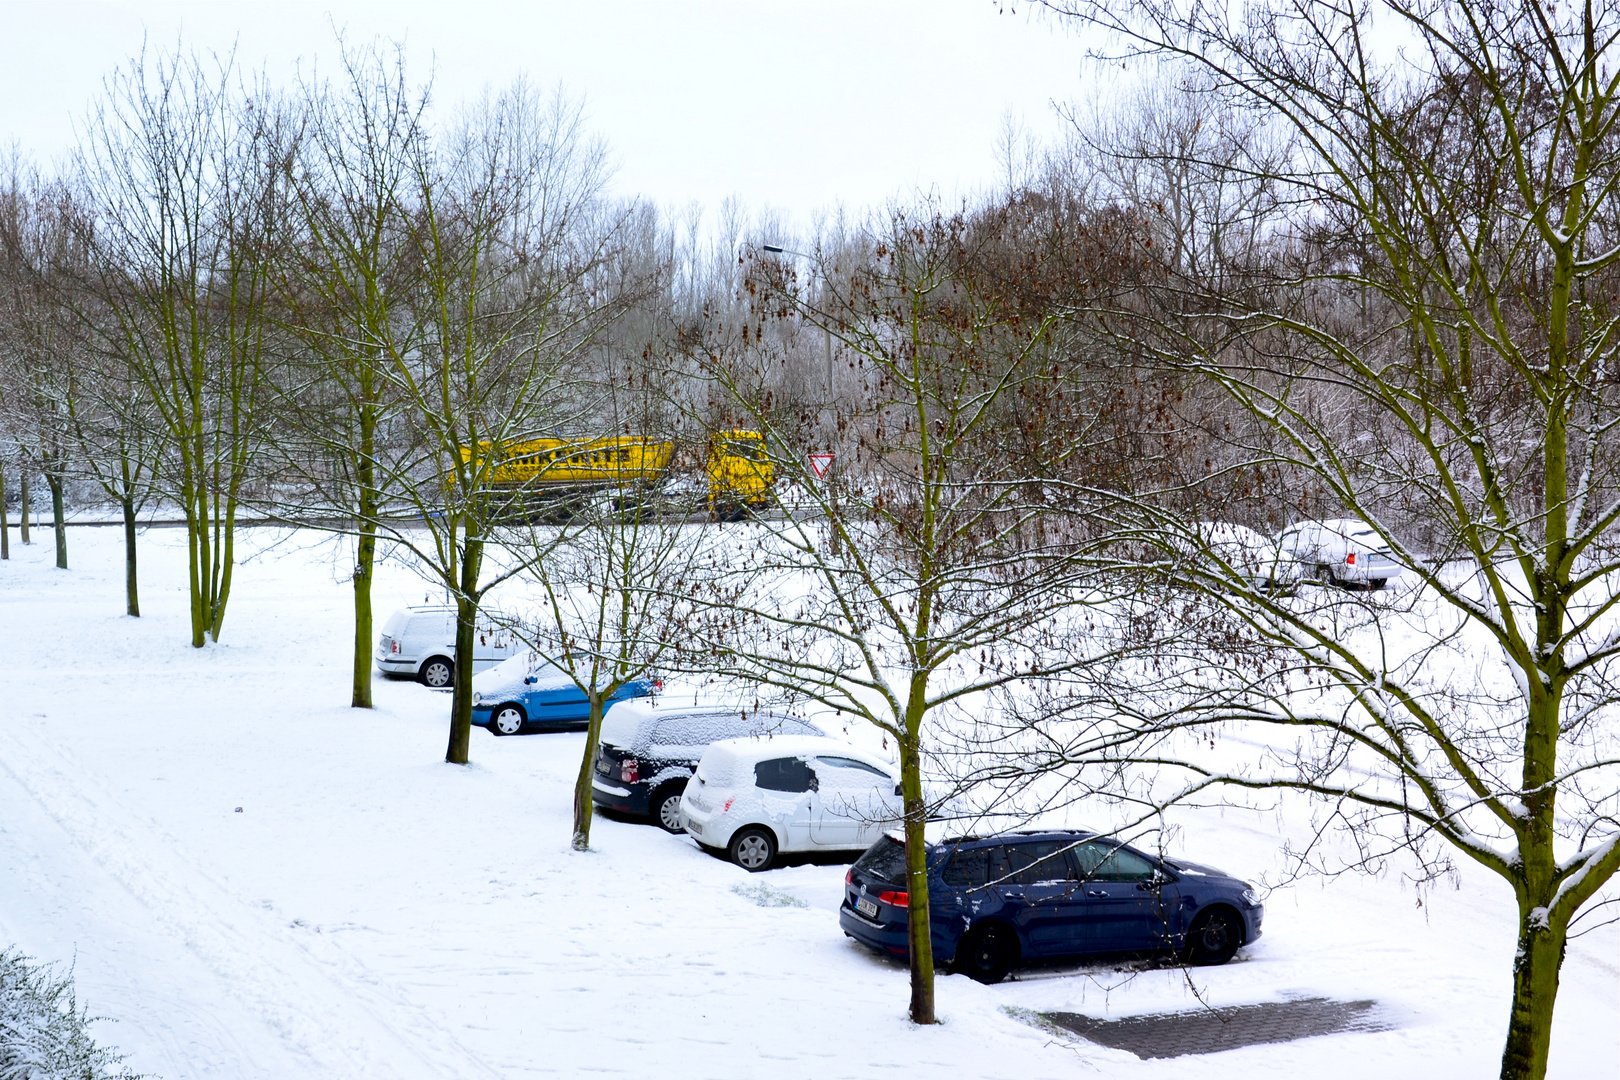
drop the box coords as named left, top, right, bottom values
left=1042, top=997, right=1393, bottom=1059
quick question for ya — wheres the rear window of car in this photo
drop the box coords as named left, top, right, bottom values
left=853, top=835, right=907, bottom=885
left=940, top=845, right=1004, bottom=887
left=652, top=715, right=738, bottom=746
left=754, top=756, right=815, bottom=793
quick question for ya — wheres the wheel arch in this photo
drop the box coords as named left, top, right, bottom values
left=953, top=917, right=1023, bottom=965
left=1190, top=901, right=1248, bottom=944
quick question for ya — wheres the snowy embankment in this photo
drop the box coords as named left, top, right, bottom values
left=0, top=526, right=1614, bottom=1079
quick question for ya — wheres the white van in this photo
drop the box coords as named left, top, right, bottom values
left=680, top=735, right=901, bottom=871
left=374, top=605, right=519, bottom=687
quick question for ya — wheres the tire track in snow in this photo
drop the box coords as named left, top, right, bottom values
left=0, top=720, right=506, bottom=1080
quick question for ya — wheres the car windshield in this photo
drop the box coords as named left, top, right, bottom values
left=852, top=835, right=907, bottom=885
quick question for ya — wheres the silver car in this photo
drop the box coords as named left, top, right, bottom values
left=1276, top=518, right=1405, bottom=589
left=374, top=605, right=519, bottom=687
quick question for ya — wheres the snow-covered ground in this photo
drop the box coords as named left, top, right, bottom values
left=0, top=526, right=1614, bottom=1079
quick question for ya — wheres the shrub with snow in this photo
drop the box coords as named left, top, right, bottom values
left=0, top=948, right=140, bottom=1080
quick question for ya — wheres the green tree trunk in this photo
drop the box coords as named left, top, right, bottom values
left=352, top=522, right=376, bottom=708
left=573, top=696, right=604, bottom=851
left=19, top=467, right=30, bottom=545
left=351, top=394, right=380, bottom=708
left=900, top=718, right=935, bottom=1025
left=1, top=466, right=9, bottom=560
left=1499, top=910, right=1566, bottom=1080
left=45, top=469, right=65, bottom=569
left=121, top=494, right=139, bottom=616
left=445, top=589, right=478, bottom=765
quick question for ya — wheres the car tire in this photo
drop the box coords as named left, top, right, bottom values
left=489, top=704, right=526, bottom=736
left=651, top=784, right=687, bottom=833
left=1184, top=907, right=1241, bottom=966
left=420, top=656, right=453, bottom=688
left=1370, top=578, right=1387, bottom=590
left=955, top=924, right=1015, bottom=985
left=728, top=826, right=777, bottom=872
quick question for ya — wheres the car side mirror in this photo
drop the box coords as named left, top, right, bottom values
left=524, top=676, right=537, bottom=684
left=807, top=772, right=819, bottom=793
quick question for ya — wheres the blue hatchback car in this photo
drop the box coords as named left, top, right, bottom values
left=840, top=830, right=1263, bottom=983
left=469, top=651, right=658, bottom=735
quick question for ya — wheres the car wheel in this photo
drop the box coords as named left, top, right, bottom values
left=1185, top=907, right=1241, bottom=966
left=955, top=924, right=1015, bottom=985
left=420, top=656, right=453, bottom=688
left=490, top=704, right=526, bottom=736
left=728, top=826, right=777, bottom=872
left=1370, top=578, right=1387, bottom=590
left=651, top=785, right=687, bottom=833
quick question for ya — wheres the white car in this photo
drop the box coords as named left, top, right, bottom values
left=374, top=605, right=519, bottom=687
left=1276, top=518, right=1405, bottom=589
left=680, top=735, right=902, bottom=872
left=1177, top=521, right=1302, bottom=592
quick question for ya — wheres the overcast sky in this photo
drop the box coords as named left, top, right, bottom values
left=1, top=1, right=1105, bottom=231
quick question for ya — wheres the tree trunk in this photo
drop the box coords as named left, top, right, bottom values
left=352, top=401, right=379, bottom=708
left=19, top=468, right=30, bottom=545
left=352, top=523, right=376, bottom=708
left=445, top=589, right=478, bottom=765
left=46, top=470, right=66, bottom=570
left=900, top=725, right=936, bottom=1025
left=573, top=696, right=604, bottom=851
left=121, top=494, right=139, bottom=616
left=1498, top=909, right=1566, bottom=1080
left=1, top=466, right=9, bottom=560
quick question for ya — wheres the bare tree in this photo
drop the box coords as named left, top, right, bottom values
left=78, top=45, right=297, bottom=645
left=1043, top=3, right=1620, bottom=1077
left=691, top=199, right=1147, bottom=1024
left=270, top=36, right=429, bottom=706
left=0, top=159, right=82, bottom=571
left=363, top=80, right=630, bottom=765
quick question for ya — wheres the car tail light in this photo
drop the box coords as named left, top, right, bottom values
left=845, top=869, right=854, bottom=885
left=1346, top=552, right=1356, bottom=565
left=878, top=891, right=908, bottom=906
left=620, top=758, right=639, bottom=783
left=391, top=640, right=400, bottom=654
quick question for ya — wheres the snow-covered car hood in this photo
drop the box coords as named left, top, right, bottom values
left=1164, top=858, right=1238, bottom=881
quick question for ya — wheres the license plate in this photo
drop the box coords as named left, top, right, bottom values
left=856, top=896, right=879, bottom=918
left=595, top=758, right=611, bottom=775
left=687, top=820, right=702, bottom=835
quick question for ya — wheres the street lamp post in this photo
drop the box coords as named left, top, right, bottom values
left=763, top=244, right=839, bottom=554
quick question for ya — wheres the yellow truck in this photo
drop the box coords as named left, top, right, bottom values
left=469, top=430, right=772, bottom=521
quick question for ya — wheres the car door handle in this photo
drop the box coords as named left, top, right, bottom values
left=1087, top=889, right=1109, bottom=898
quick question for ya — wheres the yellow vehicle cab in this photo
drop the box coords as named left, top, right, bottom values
left=706, top=430, right=772, bottom=519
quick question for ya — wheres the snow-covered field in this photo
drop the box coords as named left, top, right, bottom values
left=0, top=526, right=1615, bottom=1079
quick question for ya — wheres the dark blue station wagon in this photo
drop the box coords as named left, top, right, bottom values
left=840, top=830, right=1263, bottom=982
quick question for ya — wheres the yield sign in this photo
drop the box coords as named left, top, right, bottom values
left=808, top=452, right=835, bottom=479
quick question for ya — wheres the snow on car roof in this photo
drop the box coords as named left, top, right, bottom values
left=702, top=733, right=883, bottom=769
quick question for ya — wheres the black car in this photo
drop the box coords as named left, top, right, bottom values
left=590, top=702, right=822, bottom=831
left=840, top=829, right=1263, bottom=982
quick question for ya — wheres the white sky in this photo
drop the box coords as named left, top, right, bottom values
left=1, top=1, right=1105, bottom=232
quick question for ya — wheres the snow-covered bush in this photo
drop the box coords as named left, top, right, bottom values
left=0, top=948, right=139, bottom=1080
